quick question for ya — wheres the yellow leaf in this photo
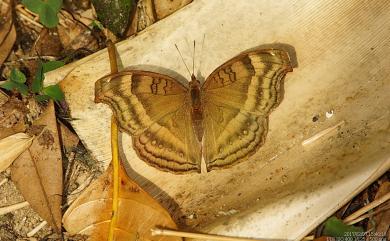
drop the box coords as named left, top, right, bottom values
left=0, top=133, right=33, bottom=172
left=63, top=164, right=181, bottom=241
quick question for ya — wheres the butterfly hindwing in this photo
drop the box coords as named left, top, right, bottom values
left=202, top=49, right=293, bottom=170
left=95, top=71, right=201, bottom=173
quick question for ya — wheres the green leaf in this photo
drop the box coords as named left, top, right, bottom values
left=42, top=85, right=64, bottom=101
left=90, top=20, right=104, bottom=30
left=22, top=0, right=62, bottom=28
left=92, top=0, right=133, bottom=36
left=42, top=60, right=64, bottom=73
left=39, top=4, right=59, bottom=28
left=0, top=80, right=18, bottom=91
left=35, top=94, right=51, bottom=102
left=15, top=83, right=29, bottom=96
left=323, top=217, right=364, bottom=237
left=47, top=0, right=62, bottom=13
left=32, top=62, right=44, bottom=93
left=32, top=61, right=64, bottom=93
left=0, top=81, right=28, bottom=96
left=10, top=68, right=26, bottom=83
left=22, top=0, right=42, bottom=13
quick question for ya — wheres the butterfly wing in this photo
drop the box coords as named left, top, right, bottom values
left=202, top=49, right=293, bottom=171
left=95, top=71, right=201, bottom=173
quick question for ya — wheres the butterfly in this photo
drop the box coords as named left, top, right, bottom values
left=95, top=48, right=293, bottom=173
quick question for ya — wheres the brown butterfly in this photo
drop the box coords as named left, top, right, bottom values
left=95, top=48, right=293, bottom=173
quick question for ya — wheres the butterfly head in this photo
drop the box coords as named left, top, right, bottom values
left=189, top=74, right=201, bottom=88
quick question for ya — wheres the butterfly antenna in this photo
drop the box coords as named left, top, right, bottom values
left=192, top=40, right=195, bottom=76
left=175, top=44, right=192, bottom=78
left=198, top=34, right=206, bottom=75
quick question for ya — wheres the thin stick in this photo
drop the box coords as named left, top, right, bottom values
left=15, top=4, right=43, bottom=28
left=175, top=44, right=192, bottom=78
left=27, top=220, right=47, bottom=237
left=0, top=178, right=7, bottom=187
left=107, top=41, right=118, bottom=74
left=344, top=203, right=390, bottom=225
left=107, top=40, right=120, bottom=241
left=0, top=201, right=29, bottom=216
left=343, top=192, right=390, bottom=223
left=302, top=120, right=345, bottom=146
left=151, top=228, right=266, bottom=241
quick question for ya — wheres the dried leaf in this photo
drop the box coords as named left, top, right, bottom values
left=0, top=0, right=16, bottom=66
left=153, top=0, right=192, bottom=19
left=58, top=11, right=99, bottom=52
left=367, top=181, right=390, bottom=240
left=32, top=28, right=63, bottom=56
left=59, top=121, right=79, bottom=151
left=126, top=0, right=155, bottom=36
left=11, top=101, right=63, bottom=233
left=0, top=97, right=28, bottom=139
left=313, top=237, right=330, bottom=241
left=63, top=164, right=181, bottom=241
left=0, top=133, right=33, bottom=172
left=0, top=90, right=8, bottom=106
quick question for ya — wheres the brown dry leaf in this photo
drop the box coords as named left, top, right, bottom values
left=32, top=28, right=63, bottom=56
left=0, top=97, right=28, bottom=139
left=153, top=0, right=192, bottom=19
left=0, top=90, right=8, bottom=105
left=0, top=0, right=16, bottom=66
left=368, top=181, right=390, bottom=240
left=126, top=0, right=155, bottom=36
left=11, top=101, right=63, bottom=233
left=126, top=0, right=192, bottom=37
left=0, top=133, right=33, bottom=172
left=59, top=120, right=80, bottom=151
left=14, top=4, right=42, bottom=44
left=63, top=164, right=181, bottom=241
left=313, top=237, right=329, bottom=241
left=58, top=11, right=99, bottom=52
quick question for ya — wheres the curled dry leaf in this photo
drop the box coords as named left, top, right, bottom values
left=11, top=101, right=63, bottom=234
left=58, top=11, right=99, bottom=52
left=0, top=133, right=33, bottom=172
left=126, top=0, right=192, bottom=37
left=126, top=0, right=155, bottom=36
left=63, top=164, right=181, bottom=241
left=0, top=0, right=16, bottom=66
left=153, top=0, right=192, bottom=19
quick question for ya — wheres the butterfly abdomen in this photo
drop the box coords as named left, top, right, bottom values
left=189, top=76, right=204, bottom=141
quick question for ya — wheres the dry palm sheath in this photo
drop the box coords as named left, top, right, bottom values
left=95, top=47, right=292, bottom=173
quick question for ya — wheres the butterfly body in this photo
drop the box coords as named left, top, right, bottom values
left=189, top=74, right=204, bottom=142
left=95, top=48, right=293, bottom=173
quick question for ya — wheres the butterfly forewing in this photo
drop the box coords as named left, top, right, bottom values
left=95, top=71, right=201, bottom=173
left=202, top=49, right=293, bottom=171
